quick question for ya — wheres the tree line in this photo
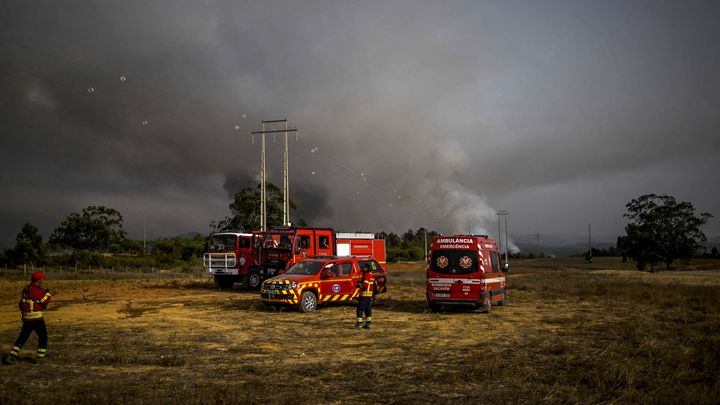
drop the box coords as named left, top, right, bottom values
left=0, top=206, right=206, bottom=270
left=1, top=191, right=714, bottom=271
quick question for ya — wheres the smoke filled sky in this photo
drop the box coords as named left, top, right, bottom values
left=1, top=0, right=718, bottom=244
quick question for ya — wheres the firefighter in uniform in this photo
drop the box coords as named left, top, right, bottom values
left=355, top=263, right=375, bottom=329
left=4, top=272, right=51, bottom=364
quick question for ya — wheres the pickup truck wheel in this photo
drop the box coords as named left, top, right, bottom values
left=429, top=301, right=441, bottom=313
left=483, top=295, right=492, bottom=313
left=214, top=275, right=235, bottom=290
left=244, top=269, right=262, bottom=291
left=497, top=293, right=506, bottom=306
left=299, top=291, right=318, bottom=313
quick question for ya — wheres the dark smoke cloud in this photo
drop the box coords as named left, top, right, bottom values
left=0, top=0, right=718, bottom=248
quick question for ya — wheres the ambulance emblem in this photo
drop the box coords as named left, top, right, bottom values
left=436, top=256, right=449, bottom=269
left=459, top=256, right=473, bottom=269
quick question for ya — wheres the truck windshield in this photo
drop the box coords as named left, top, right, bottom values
left=208, top=235, right=236, bottom=251
left=285, top=261, right=325, bottom=276
left=264, top=233, right=294, bottom=249
left=431, top=250, right=479, bottom=275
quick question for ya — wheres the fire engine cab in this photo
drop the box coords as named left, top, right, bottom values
left=203, top=230, right=264, bottom=289
left=205, top=227, right=386, bottom=290
left=426, top=235, right=507, bottom=313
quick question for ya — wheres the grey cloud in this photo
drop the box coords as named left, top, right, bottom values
left=1, top=0, right=718, bottom=246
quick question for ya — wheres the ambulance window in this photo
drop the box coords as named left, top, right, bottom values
left=339, top=262, right=353, bottom=276
left=239, top=237, right=251, bottom=249
left=490, top=251, right=500, bottom=273
left=431, top=251, right=479, bottom=274
left=318, top=236, right=330, bottom=249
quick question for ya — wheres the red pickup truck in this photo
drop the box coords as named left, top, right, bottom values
left=261, top=256, right=387, bottom=312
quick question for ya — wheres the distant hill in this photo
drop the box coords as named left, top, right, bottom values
left=511, top=233, right=720, bottom=257
left=511, top=233, right=617, bottom=257
left=175, top=232, right=203, bottom=239
left=703, top=236, right=720, bottom=250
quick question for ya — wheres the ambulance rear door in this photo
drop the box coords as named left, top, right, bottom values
left=431, top=250, right=482, bottom=300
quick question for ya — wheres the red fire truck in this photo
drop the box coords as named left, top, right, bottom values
left=426, top=235, right=507, bottom=313
left=204, top=230, right=265, bottom=289
left=204, top=227, right=386, bottom=290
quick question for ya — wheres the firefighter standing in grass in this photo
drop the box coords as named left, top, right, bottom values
left=355, top=263, right=375, bottom=329
left=4, top=272, right=51, bottom=364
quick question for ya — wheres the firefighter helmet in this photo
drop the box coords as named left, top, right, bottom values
left=31, top=271, right=48, bottom=282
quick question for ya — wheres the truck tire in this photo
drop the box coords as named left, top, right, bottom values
left=243, top=269, right=262, bottom=291
left=299, top=291, right=318, bottom=313
left=214, top=275, right=235, bottom=290
left=429, top=302, right=441, bottom=313
left=497, top=293, right=506, bottom=306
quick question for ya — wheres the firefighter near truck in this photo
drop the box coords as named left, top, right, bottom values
left=426, top=235, right=508, bottom=313
left=204, top=227, right=386, bottom=291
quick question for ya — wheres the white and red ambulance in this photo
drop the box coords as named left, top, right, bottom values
left=426, top=235, right=507, bottom=313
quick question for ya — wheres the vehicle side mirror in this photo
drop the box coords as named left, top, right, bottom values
left=503, top=263, right=510, bottom=273
left=321, top=270, right=333, bottom=279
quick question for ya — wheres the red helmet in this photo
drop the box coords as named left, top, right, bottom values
left=31, top=271, right=48, bottom=282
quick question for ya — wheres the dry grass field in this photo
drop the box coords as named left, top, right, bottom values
left=1, top=258, right=719, bottom=404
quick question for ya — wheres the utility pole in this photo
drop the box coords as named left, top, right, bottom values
left=143, top=214, right=146, bottom=256
left=251, top=120, right=298, bottom=230
left=283, top=119, right=289, bottom=226
left=588, top=224, right=592, bottom=263
left=424, top=228, right=428, bottom=262
left=261, top=122, right=266, bottom=231
left=496, top=210, right=510, bottom=264
left=504, top=213, right=510, bottom=264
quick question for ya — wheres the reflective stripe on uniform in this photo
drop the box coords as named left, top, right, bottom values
left=21, top=297, right=44, bottom=320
